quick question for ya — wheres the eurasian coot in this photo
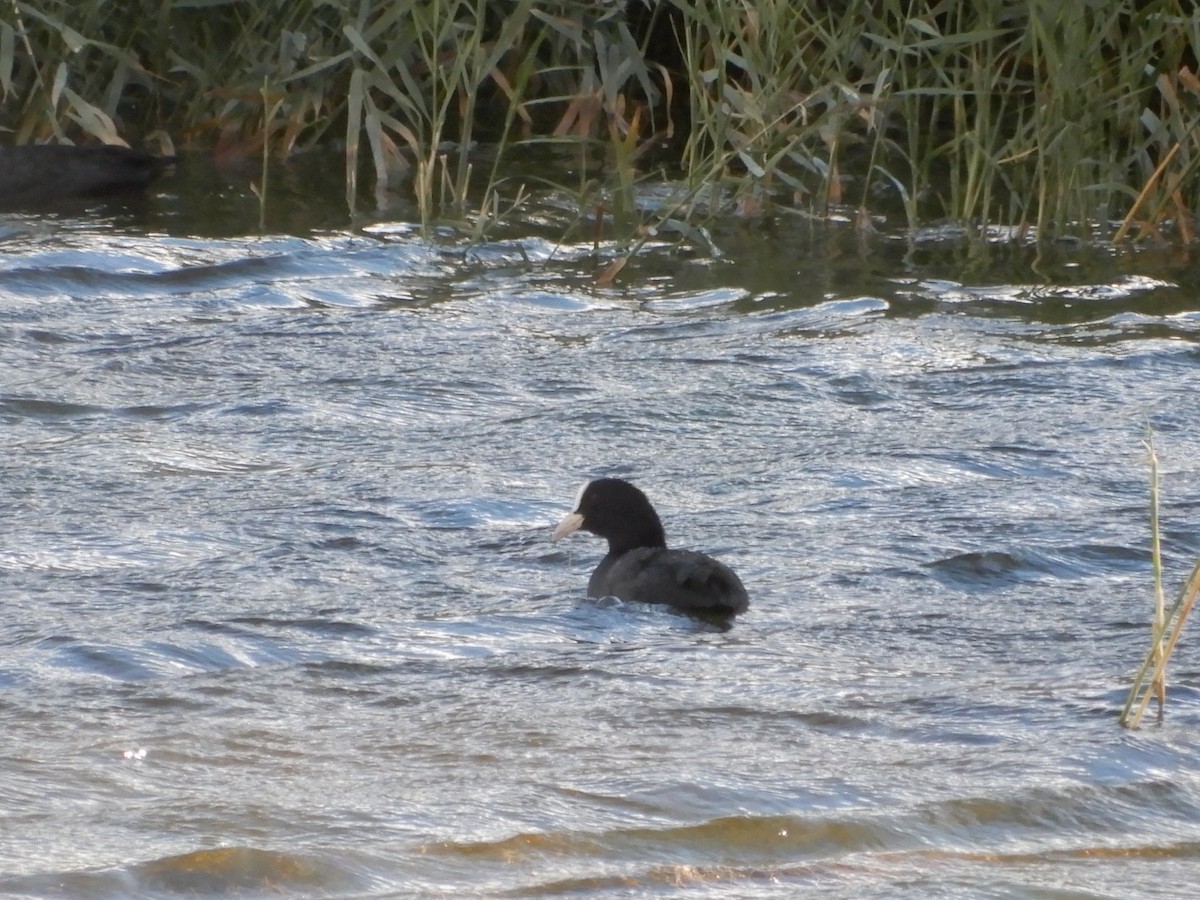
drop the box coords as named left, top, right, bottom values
left=551, top=477, right=749, bottom=617
left=0, top=144, right=175, bottom=207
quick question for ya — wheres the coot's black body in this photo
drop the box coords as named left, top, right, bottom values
left=0, top=145, right=175, bottom=207
left=552, top=477, right=748, bottom=617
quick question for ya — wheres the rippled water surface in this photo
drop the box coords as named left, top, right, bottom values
left=3, top=171, right=1200, bottom=898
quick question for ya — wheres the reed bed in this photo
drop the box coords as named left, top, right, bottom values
left=3, top=1, right=1199, bottom=245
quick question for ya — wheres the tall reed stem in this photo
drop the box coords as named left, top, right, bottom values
left=1119, top=435, right=1199, bottom=728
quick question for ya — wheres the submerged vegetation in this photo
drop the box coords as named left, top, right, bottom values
left=2, top=0, right=1200, bottom=245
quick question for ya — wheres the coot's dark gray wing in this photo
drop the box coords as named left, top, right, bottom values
left=589, top=547, right=748, bottom=616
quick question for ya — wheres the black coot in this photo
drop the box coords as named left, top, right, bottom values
left=551, top=477, right=749, bottom=617
left=0, top=144, right=175, bottom=207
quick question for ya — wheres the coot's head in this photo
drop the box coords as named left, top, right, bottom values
left=551, top=477, right=667, bottom=555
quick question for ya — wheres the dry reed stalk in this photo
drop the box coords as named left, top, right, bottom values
left=1113, top=142, right=1182, bottom=243
left=1119, top=437, right=1200, bottom=728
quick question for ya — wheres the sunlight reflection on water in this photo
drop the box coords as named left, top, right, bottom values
left=2, top=199, right=1200, bottom=897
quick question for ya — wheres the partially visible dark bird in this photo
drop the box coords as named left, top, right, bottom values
left=0, top=144, right=175, bottom=207
left=551, top=477, right=749, bottom=618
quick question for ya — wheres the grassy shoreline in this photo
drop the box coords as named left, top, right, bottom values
left=4, top=1, right=1199, bottom=243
